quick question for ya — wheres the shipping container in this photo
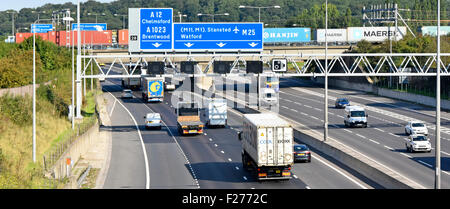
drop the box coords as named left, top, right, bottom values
left=55, top=30, right=113, bottom=47
left=315, top=29, right=347, bottom=42
left=118, top=29, right=129, bottom=45
left=420, top=26, right=450, bottom=36
left=15, top=32, right=47, bottom=43
left=263, top=28, right=311, bottom=43
left=347, top=27, right=407, bottom=43
left=239, top=113, right=293, bottom=181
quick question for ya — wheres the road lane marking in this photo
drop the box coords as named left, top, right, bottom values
left=400, top=153, right=412, bottom=158
left=221, top=150, right=225, bottom=154
left=384, top=145, right=394, bottom=150
left=418, top=160, right=433, bottom=168
left=369, top=139, right=380, bottom=145
left=243, top=176, right=247, bottom=181
left=109, top=99, right=117, bottom=117
left=228, top=158, right=232, bottom=162
left=235, top=167, right=239, bottom=170
left=356, top=134, right=366, bottom=139
left=137, top=91, right=201, bottom=189
left=343, top=129, right=353, bottom=133
left=374, top=128, right=385, bottom=132
left=389, top=133, right=400, bottom=138
left=311, top=155, right=368, bottom=189
left=106, top=91, right=150, bottom=189
left=310, top=116, right=319, bottom=120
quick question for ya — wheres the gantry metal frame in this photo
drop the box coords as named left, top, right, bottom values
left=79, top=53, right=450, bottom=79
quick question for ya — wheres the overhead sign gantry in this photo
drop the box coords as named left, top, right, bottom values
left=128, top=8, right=263, bottom=53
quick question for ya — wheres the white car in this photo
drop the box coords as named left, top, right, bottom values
left=165, top=83, right=175, bottom=91
left=122, top=89, right=133, bottom=99
left=405, top=134, right=431, bottom=153
left=144, top=113, right=162, bottom=130
left=405, top=121, right=428, bottom=136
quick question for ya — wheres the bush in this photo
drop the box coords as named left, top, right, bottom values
left=0, top=94, right=32, bottom=126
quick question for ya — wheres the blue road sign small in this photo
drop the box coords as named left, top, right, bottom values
left=31, top=24, right=53, bottom=33
left=71, top=23, right=107, bottom=31
left=174, top=23, right=263, bottom=51
left=139, top=8, right=173, bottom=51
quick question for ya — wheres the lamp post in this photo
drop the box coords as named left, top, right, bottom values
left=114, top=14, right=127, bottom=29
left=63, top=16, right=75, bottom=130
left=31, top=18, right=52, bottom=163
left=76, top=0, right=83, bottom=119
left=197, top=13, right=229, bottom=22
left=435, top=0, right=441, bottom=190
left=6, top=11, right=17, bottom=37
left=324, top=0, right=328, bottom=142
left=177, top=12, right=187, bottom=23
left=87, top=12, right=105, bottom=23
left=238, top=5, right=280, bottom=22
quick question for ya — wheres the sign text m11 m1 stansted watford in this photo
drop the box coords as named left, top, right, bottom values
left=173, top=23, right=263, bottom=51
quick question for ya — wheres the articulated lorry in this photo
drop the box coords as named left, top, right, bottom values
left=122, top=64, right=142, bottom=90
left=142, top=77, right=164, bottom=102
left=238, top=113, right=294, bottom=181
left=177, top=102, right=204, bottom=135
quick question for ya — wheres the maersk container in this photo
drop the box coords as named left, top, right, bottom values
left=347, top=26, right=407, bottom=43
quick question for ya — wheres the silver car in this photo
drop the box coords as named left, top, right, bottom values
left=122, top=89, right=133, bottom=99
left=144, top=113, right=162, bottom=130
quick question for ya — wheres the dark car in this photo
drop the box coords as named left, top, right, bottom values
left=335, top=98, right=350, bottom=108
left=293, top=144, right=311, bottom=163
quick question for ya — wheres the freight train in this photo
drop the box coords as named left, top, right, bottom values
left=14, top=29, right=129, bottom=48
left=13, top=26, right=449, bottom=47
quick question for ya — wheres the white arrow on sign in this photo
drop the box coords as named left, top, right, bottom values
left=217, top=42, right=227, bottom=48
left=152, top=43, right=162, bottom=48
left=248, top=42, right=258, bottom=47
left=184, top=43, right=194, bottom=48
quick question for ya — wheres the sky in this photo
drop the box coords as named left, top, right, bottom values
left=1, top=0, right=116, bottom=12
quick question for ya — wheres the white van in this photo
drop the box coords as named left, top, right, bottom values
left=261, top=88, right=277, bottom=105
left=344, top=106, right=368, bottom=128
left=205, top=99, right=227, bottom=127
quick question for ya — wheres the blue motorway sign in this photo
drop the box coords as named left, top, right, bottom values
left=139, top=8, right=173, bottom=50
left=71, top=23, right=107, bottom=31
left=174, top=23, right=263, bottom=51
left=31, top=24, right=53, bottom=33
left=263, top=28, right=311, bottom=43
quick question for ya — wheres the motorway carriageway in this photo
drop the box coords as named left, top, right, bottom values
left=99, top=65, right=370, bottom=189
left=222, top=76, right=450, bottom=189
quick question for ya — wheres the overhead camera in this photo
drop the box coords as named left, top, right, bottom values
left=272, top=59, right=287, bottom=72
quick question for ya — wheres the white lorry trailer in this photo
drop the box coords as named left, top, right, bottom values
left=238, top=113, right=294, bottom=181
left=122, top=64, right=142, bottom=90
left=205, top=99, right=227, bottom=127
